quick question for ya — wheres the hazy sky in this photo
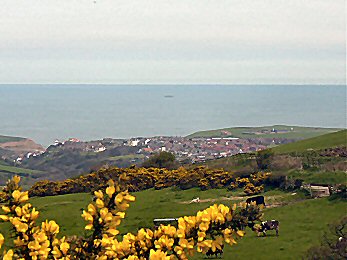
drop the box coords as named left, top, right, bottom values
left=0, top=0, right=345, bottom=84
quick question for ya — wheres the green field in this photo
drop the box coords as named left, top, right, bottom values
left=285, top=170, right=347, bottom=185
left=1, top=187, right=345, bottom=259
left=0, top=135, right=24, bottom=144
left=0, top=164, right=43, bottom=175
left=0, top=162, right=45, bottom=190
left=272, top=129, right=347, bottom=154
left=187, top=125, right=341, bottom=139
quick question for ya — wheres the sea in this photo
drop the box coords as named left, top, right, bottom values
left=0, top=84, right=346, bottom=147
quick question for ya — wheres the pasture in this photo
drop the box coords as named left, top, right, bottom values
left=0, top=135, right=24, bottom=144
left=1, top=187, right=345, bottom=259
left=272, top=129, right=347, bottom=154
left=0, top=164, right=45, bottom=190
left=0, top=164, right=42, bottom=175
left=187, top=125, right=341, bottom=140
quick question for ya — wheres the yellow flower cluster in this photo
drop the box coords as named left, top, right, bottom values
left=89, top=192, right=244, bottom=259
left=1, top=175, right=262, bottom=259
left=81, top=180, right=135, bottom=237
left=0, top=176, right=69, bottom=260
left=235, top=172, right=271, bottom=195
left=29, top=166, right=235, bottom=197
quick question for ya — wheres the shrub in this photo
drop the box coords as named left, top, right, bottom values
left=29, top=166, right=236, bottom=197
left=233, top=172, right=271, bottom=195
left=256, top=149, right=274, bottom=170
left=305, top=217, right=347, bottom=260
left=142, top=151, right=179, bottom=170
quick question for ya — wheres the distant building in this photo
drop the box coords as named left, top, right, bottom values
left=309, top=185, right=330, bottom=197
left=68, top=138, right=80, bottom=143
left=96, top=147, right=106, bottom=152
left=130, top=139, right=140, bottom=147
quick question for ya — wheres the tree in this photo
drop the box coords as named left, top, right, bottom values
left=142, top=151, right=179, bottom=170
left=256, top=149, right=274, bottom=170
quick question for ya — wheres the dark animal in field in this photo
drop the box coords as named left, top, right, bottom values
left=206, top=244, right=224, bottom=258
left=258, top=220, right=279, bottom=236
left=246, top=195, right=265, bottom=207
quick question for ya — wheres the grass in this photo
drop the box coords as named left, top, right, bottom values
left=217, top=197, right=346, bottom=260
left=197, top=152, right=256, bottom=173
left=107, top=154, right=145, bottom=162
left=0, top=135, right=24, bottom=144
left=0, top=164, right=43, bottom=175
left=1, top=187, right=345, bottom=259
left=187, top=125, right=341, bottom=140
left=272, top=129, right=347, bottom=154
left=286, top=170, right=347, bottom=185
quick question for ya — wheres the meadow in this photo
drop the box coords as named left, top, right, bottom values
left=0, top=161, right=45, bottom=190
left=1, top=187, right=345, bottom=259
left=0, top=164, right=42, bottom=175
left=0, top=135, right=24, bottom=144
left=187, top=125, right=341, bottom=140
left=271, top=129, right=347, bottom=154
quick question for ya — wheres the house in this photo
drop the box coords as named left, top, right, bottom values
left=96, top=146, right=106, bottom=152
left=130, top=139, right=140, bottom=147
left=68, top=138, right=80, bottom=143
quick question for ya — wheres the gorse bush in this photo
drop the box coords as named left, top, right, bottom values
left=28, top=166, right=270, bottom=198
left=233, top=172, right=271, bottom=195
left=0, top=175, right=263, bottom=259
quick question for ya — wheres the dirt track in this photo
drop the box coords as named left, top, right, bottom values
left=179, top=194, right=288, bottom=208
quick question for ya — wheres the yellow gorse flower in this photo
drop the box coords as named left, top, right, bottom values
left=106, top=185, right=115, bottom=198
left=0, top=233, right=4, bottom=249
left=42, top=220, right=60, bottom=234
left=3, top=249, right=13, bottom=260
left=12, top=190, right=29, bottom=203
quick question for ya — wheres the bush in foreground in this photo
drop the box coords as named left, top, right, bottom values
left=0, top=176, right=262, bottom=259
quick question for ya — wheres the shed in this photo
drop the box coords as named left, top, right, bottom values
left=309, top=185, right=330, bottom=197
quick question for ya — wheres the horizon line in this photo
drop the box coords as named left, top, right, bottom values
left=0, top=83, right=346, bottom=86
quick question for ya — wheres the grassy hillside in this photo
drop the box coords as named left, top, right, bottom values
left=286, top=171, right=346, bottom=185
left=0, top=159, right=45, bottom=189
left=1, top=187, right=345, bottom=259
left=272, top=129, right=347, bottom=154
left=218, top=198, right=345, bottom=260
left=187, top=125, right=341, bottom=139
left=0, top=164, right=43, bottom=175
left=0, top=135, right=25, bottom=144
left=195, top=130, right=346, bottom=180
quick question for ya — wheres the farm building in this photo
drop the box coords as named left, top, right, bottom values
left=309, top=185, right=330, bottom=197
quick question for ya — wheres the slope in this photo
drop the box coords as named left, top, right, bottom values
left=272, top=129, right=347, bottom=154
left=187, top=125, right=341, bottom=139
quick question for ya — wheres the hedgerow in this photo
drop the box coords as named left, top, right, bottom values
left=28, top=166, right=270, bottom=198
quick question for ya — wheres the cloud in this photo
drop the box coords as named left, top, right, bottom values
left=0, top=0, right=345, bottom=83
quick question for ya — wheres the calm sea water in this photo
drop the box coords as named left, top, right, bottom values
left=0, top=85, right=346, bottom=146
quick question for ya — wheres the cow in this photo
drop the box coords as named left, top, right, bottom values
left=257, top=220, right=279, bottom=236
left=246, top=195, right=265, bottom=207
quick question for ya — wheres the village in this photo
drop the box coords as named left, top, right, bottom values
left=11, top=134, right=294, bottom=166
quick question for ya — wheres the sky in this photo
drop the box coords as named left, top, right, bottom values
left=0, top=0, right=345, bottom=84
